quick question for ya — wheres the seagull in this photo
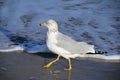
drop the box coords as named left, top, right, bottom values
left=39, top=19, right=106, bottom=70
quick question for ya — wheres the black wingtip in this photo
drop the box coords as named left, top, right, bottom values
left=87, top=50, right=107, bottom=55
left=95, top=50, right=107, bottom=54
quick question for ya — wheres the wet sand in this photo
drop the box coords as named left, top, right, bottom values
left=0, top=52, right=120, bottom=80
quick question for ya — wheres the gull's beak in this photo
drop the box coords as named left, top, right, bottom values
left=39, top=23, right=44, bottom=26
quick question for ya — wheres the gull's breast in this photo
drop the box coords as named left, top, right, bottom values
left=46, top=32, right=70, bottom=58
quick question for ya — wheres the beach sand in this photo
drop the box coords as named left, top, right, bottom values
left=0, top=52, right=120, bottom=80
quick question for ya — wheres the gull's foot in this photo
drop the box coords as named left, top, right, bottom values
left=43, top=65, right=50, bottom=69
left=64, top=68, right=72, bottom=71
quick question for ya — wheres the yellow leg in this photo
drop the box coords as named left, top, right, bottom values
left=65, top=58, right=72, bottom=71
left=44, top=55, right=61, bottom=68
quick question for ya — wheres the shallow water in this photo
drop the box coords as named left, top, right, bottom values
left=0, top=52, right=120, bottom=80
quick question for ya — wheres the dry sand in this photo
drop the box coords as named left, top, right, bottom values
left=0, top=52, right=120, bottom=80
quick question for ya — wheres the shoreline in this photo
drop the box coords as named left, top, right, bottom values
left=0, top=52, right=120, bottom=80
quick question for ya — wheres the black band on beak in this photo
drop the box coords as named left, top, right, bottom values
left=39, top=23, right=42, bottom=26
left=39, top=23, right=45, bottom=26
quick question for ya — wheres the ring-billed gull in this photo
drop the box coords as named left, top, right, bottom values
left=39, top=19, right=106, bottom=70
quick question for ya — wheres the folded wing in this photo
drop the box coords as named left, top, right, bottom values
left=56, top=32, right=95, bottom=54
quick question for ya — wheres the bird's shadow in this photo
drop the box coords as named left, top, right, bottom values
left=30, top=52, right=58, bottom=58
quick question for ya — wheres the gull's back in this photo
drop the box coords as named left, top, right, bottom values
left=56, top=32, right=95, bottom=54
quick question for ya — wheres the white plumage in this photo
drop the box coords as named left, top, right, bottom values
left=39, top=19, right=95, bottom=70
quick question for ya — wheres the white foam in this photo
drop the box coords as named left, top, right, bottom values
left=0, top=45, right=24, bottom=52
left=80, top=54, right=120, bottom=60
left=26, top=44, right=50, bottom=53
left=0, top=44, right=50, bottom=53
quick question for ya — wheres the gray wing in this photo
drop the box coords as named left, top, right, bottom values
left=56, top=32, right=95, bottom=54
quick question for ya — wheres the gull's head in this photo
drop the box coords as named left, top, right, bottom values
left=39, top=19, right=58, bottom=32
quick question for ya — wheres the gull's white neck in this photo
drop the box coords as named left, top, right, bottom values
left=47, top=31, right=58, bottom=47
left=46, top=24, right=59, bottom=43
left=47, top=31, right=58, bottom=38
